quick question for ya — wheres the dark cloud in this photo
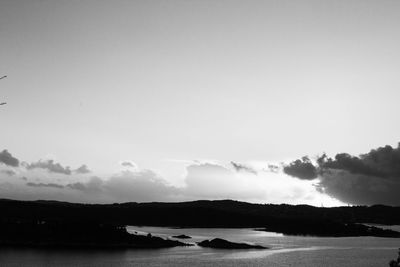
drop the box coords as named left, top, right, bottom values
left=67, top=182, right=87, bottom=191
left=65, top=171, right=181, bottom=202
left=67, top=176, right=103, bottom=192
left=1, top=169, right=16, bottom=176
left=284, top=143, right=400, bottom=206
left=267, top=164, right=279, bottom=173
left=74, top=164, right=91, bottom=174
left=18, top=170, right=181, bottom=202
left=121, top=161, right=137, bottom=168
left=231, top=161, right=257, bottom=175
left=0, top=150, right=19, bottom=167
left=316, top=170, right=400, bottom=206
left=26, top=182, right=64, bottom=189
left=26, top=160, right=72, bottom=175
left=316, top=143, right=400, bottom=206
left=283, top=156, right=318, bottom=180
left=318, top=144, right=400, bottom=178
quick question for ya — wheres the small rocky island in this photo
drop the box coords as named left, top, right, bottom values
left=172, top=234, right=192, bottom=239
left=198, top=238, right=267, bottom=249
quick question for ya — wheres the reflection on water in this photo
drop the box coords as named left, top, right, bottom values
left=0, top=226, right=399, bottom=267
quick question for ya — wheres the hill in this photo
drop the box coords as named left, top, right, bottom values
left=1, top=199, right=399, bottom=238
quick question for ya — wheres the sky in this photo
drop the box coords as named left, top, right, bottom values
left=1, top=0, right=400, bottom=206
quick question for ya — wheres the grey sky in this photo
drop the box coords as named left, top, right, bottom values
left=1, top=1, right=400, bottom=205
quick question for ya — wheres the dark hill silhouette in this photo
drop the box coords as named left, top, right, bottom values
left=0, top=199, right=399, bottom=240
left=0, top=220, right=189, bottom=248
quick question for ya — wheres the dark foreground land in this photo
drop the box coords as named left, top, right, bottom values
left=1, top=198, right=400, bottom=248
left=0, top=221, right=188, bottom=248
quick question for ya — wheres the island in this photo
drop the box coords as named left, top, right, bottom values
left=198, top=238, right=267, bottom=249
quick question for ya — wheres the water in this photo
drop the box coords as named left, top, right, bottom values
left=0, top=226, right=399, bottom=267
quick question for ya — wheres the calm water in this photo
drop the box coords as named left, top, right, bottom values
left=0, top=226, right=399, bottom=267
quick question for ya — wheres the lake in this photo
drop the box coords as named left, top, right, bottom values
left=0, top=226, right=399, bottom=267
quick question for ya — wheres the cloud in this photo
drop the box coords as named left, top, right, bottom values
left=1, top=169, right=16, bottom=176
left=183, top=162, right=341, bottom=205
left=25, top=160, right=72, bottom=175
left=104, top=170, right=180, bottom=202
left=121, top=161, right=137, bottom=169
left=65, top=171, right=182, bottom=202
left=315, top=170, right=399, bottom=206
left=66, top=182, right=87, bottom=191
left=0, top=155, right=341, bottom=206
left=0, top=148, right=342, bottom=206
left=0, top=170, right=182, bottom=203
left=267, top=164, right=280, bottom=173
left=67, top=176, right=103, bottom=192
left=318, top=144, right=400, bottom=178
left=14, top=163, right=268, bottom=203
left=74, top=164, right=91, bottom=174
left=66, top=171, right=180, bottom=201
left=0, top=150, right=19, bottom=167
left=230, top=161, right=257, bottom=175
left=316, top=144, right=400, bottom=206
left=26, top=182, right=64, bottom=189
left=284, top=143, right=400, bottom=206
left=184, top=163, right=266, bottom=200
left=283, top=156, right=318, bottom=180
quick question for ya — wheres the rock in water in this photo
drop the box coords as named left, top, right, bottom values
left=198, top=238, right=267, bottom=249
